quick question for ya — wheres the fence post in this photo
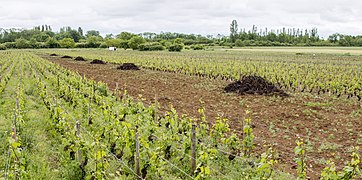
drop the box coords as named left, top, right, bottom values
left=191, top=124, right=197, bottom=176
left=135, top=125, right=141, bottom=179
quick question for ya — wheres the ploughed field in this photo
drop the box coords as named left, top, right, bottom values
left=37, top=47, right=362, bottom=179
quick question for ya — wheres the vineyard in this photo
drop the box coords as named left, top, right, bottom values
left=37, top=48, right=362, bottom=101
left=0, top=49, right=362, bottom=179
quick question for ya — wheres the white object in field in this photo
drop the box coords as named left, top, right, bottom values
left=108, top=47, right=117, bottom=51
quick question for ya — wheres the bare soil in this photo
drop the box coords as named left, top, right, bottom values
left=43, top=54, right=362, bottom=179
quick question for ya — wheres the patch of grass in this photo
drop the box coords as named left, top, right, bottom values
left=350, top=109, right=361, bottom=118
left=304, top=101, right=333, bottom=108
left=318, top=140, right=342, bottom=152
left=302, top=109, right=318, bottom=116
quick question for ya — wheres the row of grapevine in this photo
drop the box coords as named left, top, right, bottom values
left=4, top=58, right=28, bottom=179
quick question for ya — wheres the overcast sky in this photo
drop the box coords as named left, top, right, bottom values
left=1, top=0, right=361, bottom=38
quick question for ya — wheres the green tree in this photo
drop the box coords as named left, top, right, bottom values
left=59, top=38, right=76, bottom=48
left=78, top=27, right=84, bottom=37
left=105, top=38, right=121, bottom=47
left=0, top=44, right=6, bottom=50
left=68, top=29, right=83, bottom=42
left=174, top=38, right=184, bottom=44
left=128, top=36, right=145, bottom=50
left=86, top=36, right=101, bottom=48
left=328, top=33, right=340, bottom=43
left=235, top=39, right=244, bottom=47
left=15, top=38, right=30, bottom=49
left=119, top=40, right=129, bottom=50
left=33, top=32, right=50, bottom=42
left=168, top=43, right=184, bottom=52
left=117, top=32, right=135, bottom=40
left=45, top=37, right=59, bottom=48
left=230, top=20, right=238, bottom=43
left=86, top=30, right=101, bottom=38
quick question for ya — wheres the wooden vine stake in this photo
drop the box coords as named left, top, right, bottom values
left=76, top=121, right=82, bottom=164
left=135, top=125, right=141, bottom=179
left=115, top=82, right=119, bottom=101
left=191, top=123, right=197, bottom=176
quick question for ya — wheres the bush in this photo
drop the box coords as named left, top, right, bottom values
left=15, top=38, right=31, bottom=49
left=168, top=43, right=184, bottom=52
left=138, top=42, right=165, bottom=51
left=99, top=43, right=108, bottom=48
left=46, top=37, right=60, bottom=48
left=184, top=39, right=197, bottom=45
left=85, top=42, right=101, bottom=48
left=75, top=43, right=87, bottom=48
left=235, top=39, right=244, bottom=47
left=190, top=44, right=205, bottom=50
left=0, top=44, right=7, bottom=50
left=39, top=43, right=48, bottom=49
left=3, top=42, right=16, bottom=49
left=30, top=42, right=42, bottom=49
left=59, top=38, right=76, bottom=48
left=128, top=36, right=146, bottom=50
left=119, top=40, right=129, bottom=50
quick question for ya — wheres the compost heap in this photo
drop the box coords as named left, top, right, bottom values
left=224, top=75, right=287, bottom=96
left=90, top=59, right=106, bottom=64
left=117, top=63, right=140, bottom=70
left=74, top=56, right=86, bottom=61
left=61, top=55, right=72, bottom=59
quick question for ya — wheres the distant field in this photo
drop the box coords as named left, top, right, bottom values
left=225, top=46, right=362, bottom=55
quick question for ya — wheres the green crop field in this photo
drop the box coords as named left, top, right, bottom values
left=0, top=48, right=361, bottom=179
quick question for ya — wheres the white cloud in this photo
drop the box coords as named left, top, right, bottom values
left=0, top=0, right=362, bottom=38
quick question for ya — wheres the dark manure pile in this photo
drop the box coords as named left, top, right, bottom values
left=117, top=63, right=140, bottom=70
left=50, top=53, right=57, bottom=56
left=224, top=75, right=288, bottom=96
left=61, top=55, right=72, bottom=59
left=74, top=56, right=86, bottom=61
left=90, top=59, right=106, bottom=64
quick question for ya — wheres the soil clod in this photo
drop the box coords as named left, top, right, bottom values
left=74, top=56, right=86, bottom=61
left=90, top=59, right=106, bottom=64
left=61, top=55, right=72, bottom=59
left=224, top=75, right=288, bottom=96
left=117, top=63, right=140, bottom=70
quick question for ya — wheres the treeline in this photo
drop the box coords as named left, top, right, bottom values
left=0, top=25, right=213, bottom=51
left=229, top=20, right=362, bottom=47
left=1, top=23, right=362, bottom=51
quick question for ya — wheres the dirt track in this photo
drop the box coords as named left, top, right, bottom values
left=43, top=54, right=362, bottom=178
